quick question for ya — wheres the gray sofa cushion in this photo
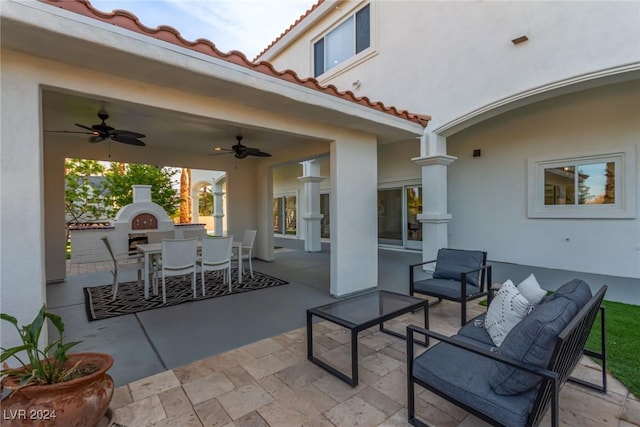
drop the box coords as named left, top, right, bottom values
left=432, top=248, right=484, bottom=286
left=413, top=278, right=481, bottom=300
left=545, top=279, right=592, bottom=307
left=489, top=295, right=578, bottom=395
left=456, top=314, right=495, bottom=347
left=413, top=341, right=538, bottom=427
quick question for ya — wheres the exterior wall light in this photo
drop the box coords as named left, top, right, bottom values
left=511, top=35, right=529, bottom=45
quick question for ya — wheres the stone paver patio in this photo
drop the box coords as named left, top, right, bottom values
left=107, top=300, right=639, bottom=427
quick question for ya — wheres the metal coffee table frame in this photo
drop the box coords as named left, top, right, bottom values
left=306, top=290, right=428, bottom=387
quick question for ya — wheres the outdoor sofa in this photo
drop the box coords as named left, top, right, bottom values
left=406, top=279, right=607, bottom=427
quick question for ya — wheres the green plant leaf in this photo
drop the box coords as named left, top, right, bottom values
left=52, top=341, right=81, bottom=360
left=45, top=311, right=65, bottom=336
left=0, top=313, right=18, bottom=326
left=0, top=345, right=32, bottom=364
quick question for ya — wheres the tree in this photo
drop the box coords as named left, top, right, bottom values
left=104, top=163, right=180, bottom=216
left=64, top=158, right=113, bottom=225
left=198, top=185, right=213, bottom=216
left=179, top=168, right=192, bottom=223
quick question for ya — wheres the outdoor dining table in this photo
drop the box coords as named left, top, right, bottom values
left=136, top=239, right=243, bottom=299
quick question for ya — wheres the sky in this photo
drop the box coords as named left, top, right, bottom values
left=90, top=0, right=317, bottom=59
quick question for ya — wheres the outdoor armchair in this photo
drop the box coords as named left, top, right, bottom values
left=410, top=248, right=491, bottom=326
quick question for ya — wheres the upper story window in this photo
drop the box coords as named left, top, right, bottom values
left=313, top=4, right=370, bottom=77
left=527, top=146, right=636, bottom=218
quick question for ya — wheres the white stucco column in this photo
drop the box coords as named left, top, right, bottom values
left=298, top=160, right=325, bottom=252
left=413, top=132, right=457, bottom=261
left=212, top=176, right=225, bottom=236
left=330, top=135, right=378, bottom=296
left=255, top=164, right=274, bottom=261
left=191, top=187, right=199, bottom=224
left=1, top=64, right=47, bottom=348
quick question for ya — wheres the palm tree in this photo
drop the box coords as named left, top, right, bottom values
left=179, top=168, right=192, bottom=223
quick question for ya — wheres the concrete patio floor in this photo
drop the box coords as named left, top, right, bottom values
left=50, top=247, right=638, bottom=426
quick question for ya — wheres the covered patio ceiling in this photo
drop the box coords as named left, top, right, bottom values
left=42, top=88, right=318, bottom=165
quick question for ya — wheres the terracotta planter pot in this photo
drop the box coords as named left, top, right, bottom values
left=1, top=353, right=114, bottom=427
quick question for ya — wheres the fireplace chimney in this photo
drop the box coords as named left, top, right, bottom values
left=133, top=185, right=152, bottom=203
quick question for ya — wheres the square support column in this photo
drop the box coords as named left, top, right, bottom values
left=1, top=67, right=47, bottom=348
left=212, top=176, right=226, bottom=236
left=330, top=136, right=378, bottom=296
left=413, top=132, right=457, bottom=262
left=254, top=164, right=274, bottom=262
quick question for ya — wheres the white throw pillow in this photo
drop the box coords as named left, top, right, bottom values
left=517, top=273, right=547, bottom=305
left=485, top=280, right=533, bottom=346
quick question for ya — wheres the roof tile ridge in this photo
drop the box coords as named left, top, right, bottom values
left=249, top=66, right=431, bottom=125
left=253, top=0, right=325, bottom=61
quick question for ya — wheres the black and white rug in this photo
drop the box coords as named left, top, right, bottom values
left=84, top=269, right=288, bottom=321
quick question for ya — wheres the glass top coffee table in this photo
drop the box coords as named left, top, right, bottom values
left=306, top=290, right=428, bottom=387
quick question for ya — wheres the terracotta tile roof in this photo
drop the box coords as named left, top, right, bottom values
left=39, top=0, right=430, bottom=127
left=253, top=0, right=325, bottom=61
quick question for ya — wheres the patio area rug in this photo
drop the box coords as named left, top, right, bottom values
left=84, top=269, right=288, bottom=321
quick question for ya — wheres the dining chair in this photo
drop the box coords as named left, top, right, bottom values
left=101, top=237, right=145, bottom=301
left=234, top=230, right=257, bottom=278
left=197, top=236, right=233, bottom=294
left=146, top=230, right=175, bottom=292
left=159, top=238, right=198, bottom=304
left=182, top=228, right=207, bottom=240
left=146, top=230, right=175, bottom=244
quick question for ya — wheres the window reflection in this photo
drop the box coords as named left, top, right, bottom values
left=544, top=162, right=615, bottom=206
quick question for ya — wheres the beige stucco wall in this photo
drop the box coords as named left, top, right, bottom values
left=446, top=80, right=640, bottom=278
left=266, top=1, right=640, bottom=129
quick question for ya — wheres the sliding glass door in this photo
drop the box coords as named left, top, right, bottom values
left=320, top=193, right=330, bottom=238
left=377, top=185, right=422, bottom=249
left=405, top=186, right=422, bottom=250
left=378, top=189, right=403, bottom=246
left=273, top=195, right=297, bottom=236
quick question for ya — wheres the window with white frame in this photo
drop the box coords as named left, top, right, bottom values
left=527, top=147, right=636, bottom=218
left=313, top=4, right=370, bottom=77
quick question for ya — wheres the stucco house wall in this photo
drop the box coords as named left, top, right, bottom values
left=264, top=1, right=639, bottom=128
left=265, top=0, right=640, bottom=289
left=447, top=80, right=640, bottom=278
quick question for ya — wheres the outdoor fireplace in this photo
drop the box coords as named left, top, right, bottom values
left=131, top=213, right=158, bottom=230
left=69, top=185, right=204, bottom=263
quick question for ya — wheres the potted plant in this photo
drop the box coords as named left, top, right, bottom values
left=1, top=305, right=114, bottom=427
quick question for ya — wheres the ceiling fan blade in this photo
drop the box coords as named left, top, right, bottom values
left=110, top=135, right=146, bottom=146
left=113, top=129, right=146, bottom=139
left=245, top=147, right=272, bottom=157
left=46, top=130, right=96, bottom=135
left=75, top=123, right=99, bottom=132
left=250, top=151, right=272, bottom=157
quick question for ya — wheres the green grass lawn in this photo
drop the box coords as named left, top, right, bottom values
left=586, top=300, right=640, bottom=398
